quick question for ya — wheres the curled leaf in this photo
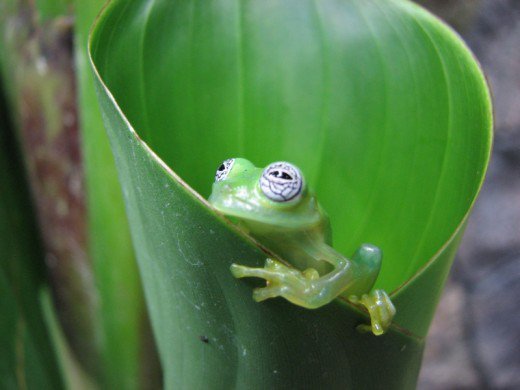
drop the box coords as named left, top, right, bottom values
left=89, top=0, right=492, bottom=387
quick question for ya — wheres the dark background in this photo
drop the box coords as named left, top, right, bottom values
left=415, top=1, right=520, bottom=389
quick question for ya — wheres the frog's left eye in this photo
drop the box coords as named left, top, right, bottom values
left=215, top=158, right=235, bottom=182
left=260, top=162, right=303, bottom=202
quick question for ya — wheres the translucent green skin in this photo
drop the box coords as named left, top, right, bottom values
left=209, top=158, right=395, bottom=335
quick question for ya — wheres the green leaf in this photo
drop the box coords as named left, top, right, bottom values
left=75, top=0, right=159, bottom=387
left=0, top=85, right=63, bottom=390
left=89, top=0, right=492, bottom=387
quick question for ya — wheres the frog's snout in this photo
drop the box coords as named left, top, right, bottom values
left=209, top=182, right=241, bottom=212
left=210, top=182, right=231, bottom=199
left=221, top=183, right=233, bottom=192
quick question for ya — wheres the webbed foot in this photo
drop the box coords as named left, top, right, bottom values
left=230, top=259, right=335, bottom=309
left=349, top=289, right=396, bottom=336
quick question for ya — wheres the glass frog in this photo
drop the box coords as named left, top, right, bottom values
left=209, top=158, right=396, bottom=335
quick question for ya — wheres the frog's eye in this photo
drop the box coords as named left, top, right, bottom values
left=215, top=158, right=235, bottom=182
left=260, top=162, right=303, bottom=202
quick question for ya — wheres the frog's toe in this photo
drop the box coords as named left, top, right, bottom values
left=303, top=268, right=320, bottom=280
left=355, top=324, right=373, bottom=334
left=370, top=290, right=396, bottom=334
left=230, top=264, right=270, bottom=279
left=264, top=258, right=295, bottom=273
left=230, top=263, right=250, bottom=278
left=230, top=263, right=284, bottom=282
left=252, top=286, right=285, bottom=302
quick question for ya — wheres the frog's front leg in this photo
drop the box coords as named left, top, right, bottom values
left=231, top=244, right=395, bottom=335
left=231, top=245, right=375, bottom=308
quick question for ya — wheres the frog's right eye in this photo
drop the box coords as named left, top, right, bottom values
left=259, top=161, right=303, bottom=202
left=215, top=158, right=235, bottom=182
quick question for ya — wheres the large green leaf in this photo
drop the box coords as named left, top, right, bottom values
left=75, top=0, right=160, bottom=387
left=90, top=0, right=492, bottom=387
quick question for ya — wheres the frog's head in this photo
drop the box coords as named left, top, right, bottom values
left=209, top=158, right=324, bottom=229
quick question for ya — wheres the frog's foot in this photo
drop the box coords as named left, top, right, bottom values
left=230, top=259, right=333, bottom=309
left=349, top=289, right=396, bottom=336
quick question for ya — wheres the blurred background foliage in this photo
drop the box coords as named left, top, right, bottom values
left=0, top=0, right=517, bottom=389
left=0, top=0, right=160, bottom=388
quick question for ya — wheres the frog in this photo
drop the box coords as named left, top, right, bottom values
left=209, top=158, right=396, bottom=335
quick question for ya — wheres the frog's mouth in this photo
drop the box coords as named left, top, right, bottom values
left=210, top=194, right=322, bottom=233
left=209, top=190, right=258, bottom=219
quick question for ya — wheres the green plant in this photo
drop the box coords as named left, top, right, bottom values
left=0, top=84, right=63, bottom=390
left=1, top=0, right=492, bottom=388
